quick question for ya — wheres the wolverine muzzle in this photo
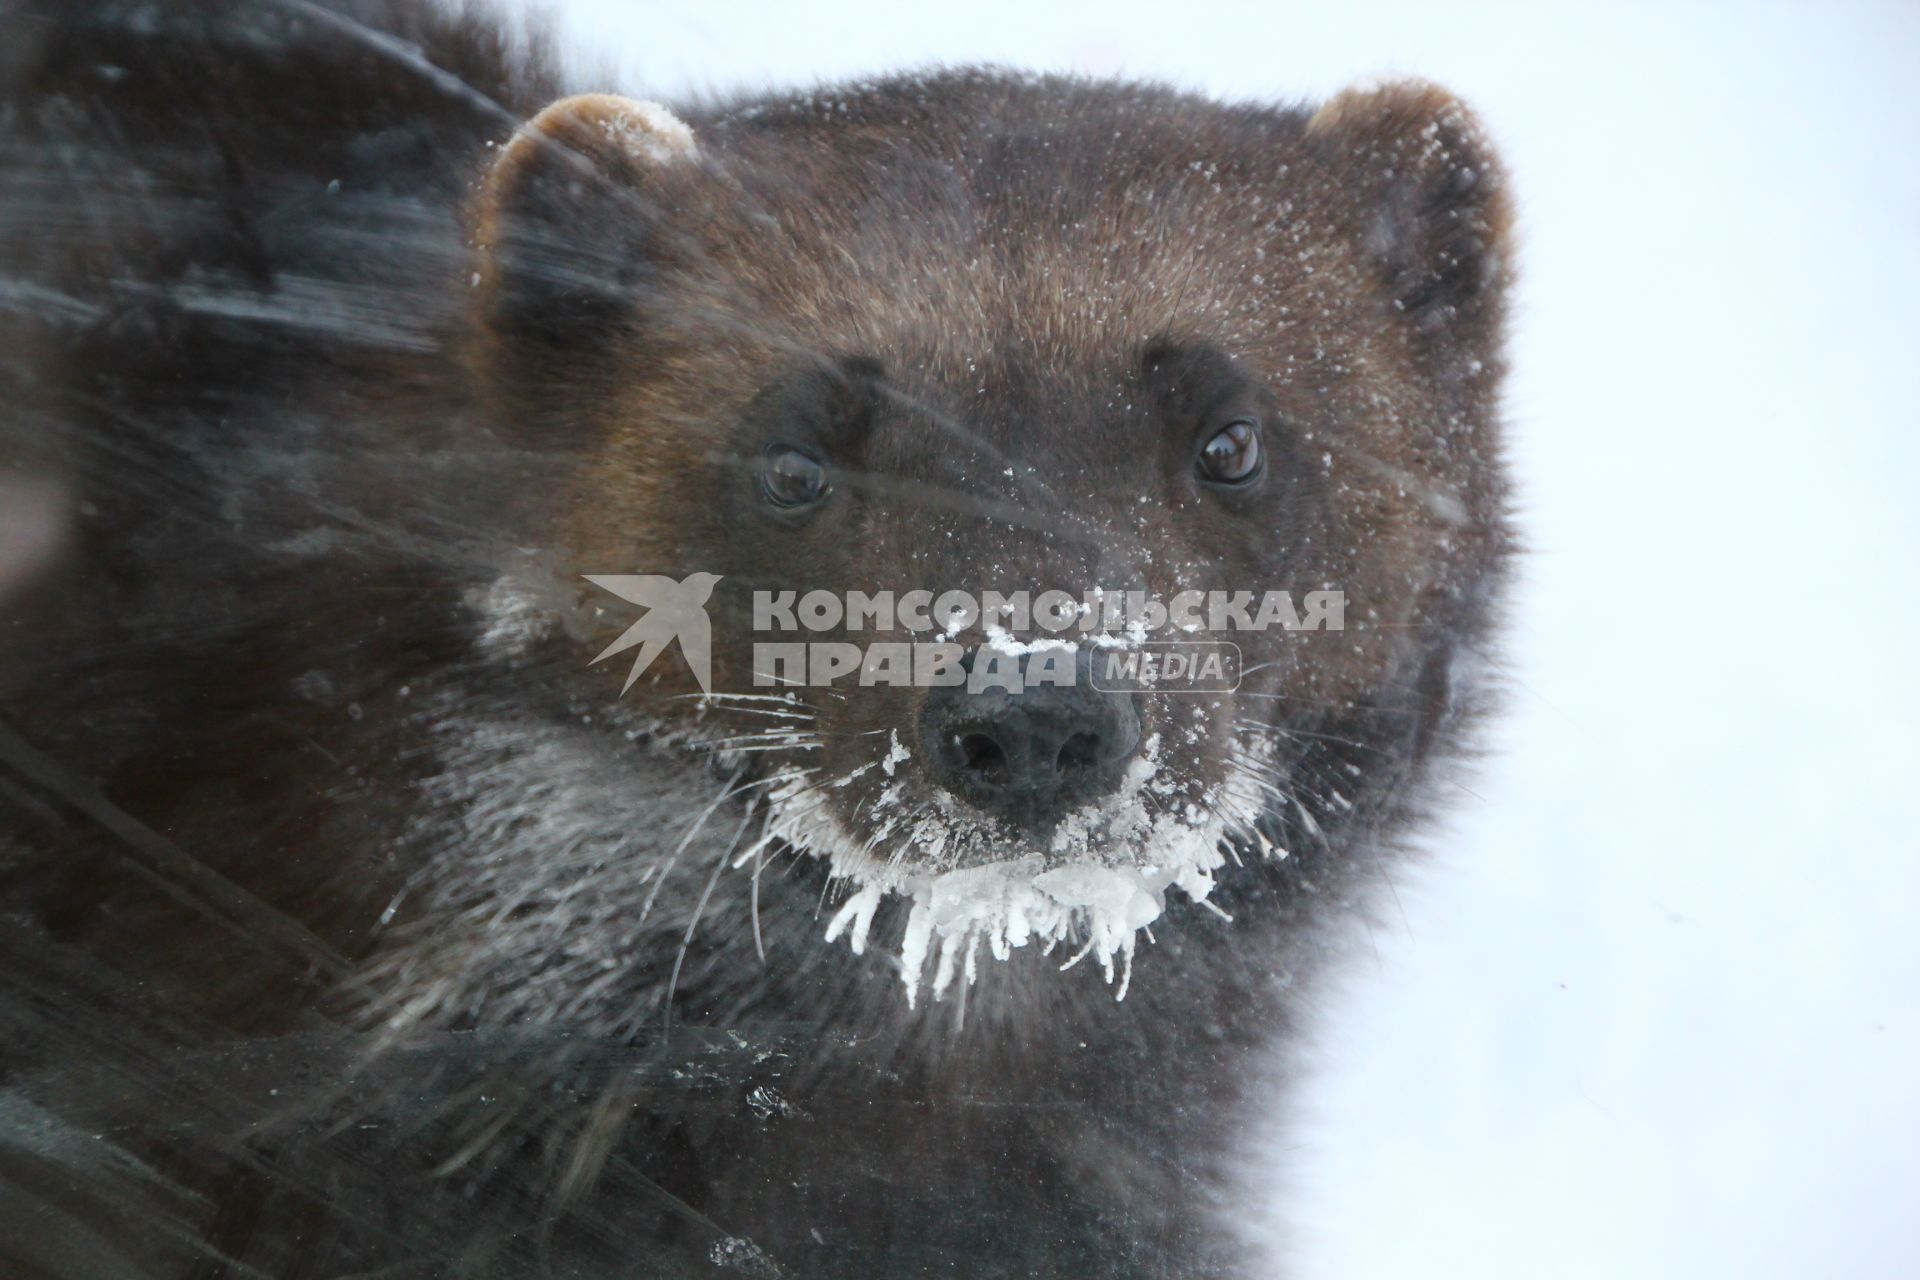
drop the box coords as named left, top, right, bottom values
left=919, top=647, right=1143, bottom=827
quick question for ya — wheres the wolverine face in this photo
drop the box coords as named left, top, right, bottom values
left=476, top=74, right=1511, bottom=996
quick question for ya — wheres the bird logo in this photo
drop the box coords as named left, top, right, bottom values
left=583, top=572, right=722, bottom=695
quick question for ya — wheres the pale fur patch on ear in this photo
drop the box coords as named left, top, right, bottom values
left=515, top=93, right=697, bottom=167
left=1305, top=76, right=1473, bottom=140
left=599, top=98, right=698, bottom=164
left=484, top=95, right=697, bottom=207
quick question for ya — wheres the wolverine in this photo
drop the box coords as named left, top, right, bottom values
left=0, top=1, right=1513, bottom=1275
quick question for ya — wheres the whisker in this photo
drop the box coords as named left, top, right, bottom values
left=638, top=768, right=746, bottom=925
left=662, top=801, right=758, bottom=1035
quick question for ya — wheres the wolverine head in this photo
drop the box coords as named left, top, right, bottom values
left=471, top=72, right=1511, bottom=999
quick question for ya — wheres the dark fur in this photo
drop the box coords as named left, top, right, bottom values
left=0, top=2, right=1513, bottom=1276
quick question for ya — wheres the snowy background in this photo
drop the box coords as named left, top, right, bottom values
left=542, top=2, right=1920, bottom=1275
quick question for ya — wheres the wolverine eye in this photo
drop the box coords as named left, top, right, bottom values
left=759, top=443, right=830, bottom=508
left=1197, top=419, right=1262, bottom=485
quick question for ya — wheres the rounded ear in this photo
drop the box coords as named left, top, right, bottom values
left=1307, top=80, right=1513, bottom=353
left=474, top=94, right=700, bottom=356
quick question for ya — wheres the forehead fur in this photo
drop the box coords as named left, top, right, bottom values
left=669, top=73, right=1372, bottom=377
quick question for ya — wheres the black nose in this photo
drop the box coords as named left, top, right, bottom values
left=919, top=646, right=1142, bottom=824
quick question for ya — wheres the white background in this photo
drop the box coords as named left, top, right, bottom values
left=543, top=3, right=1920, bottom=1275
